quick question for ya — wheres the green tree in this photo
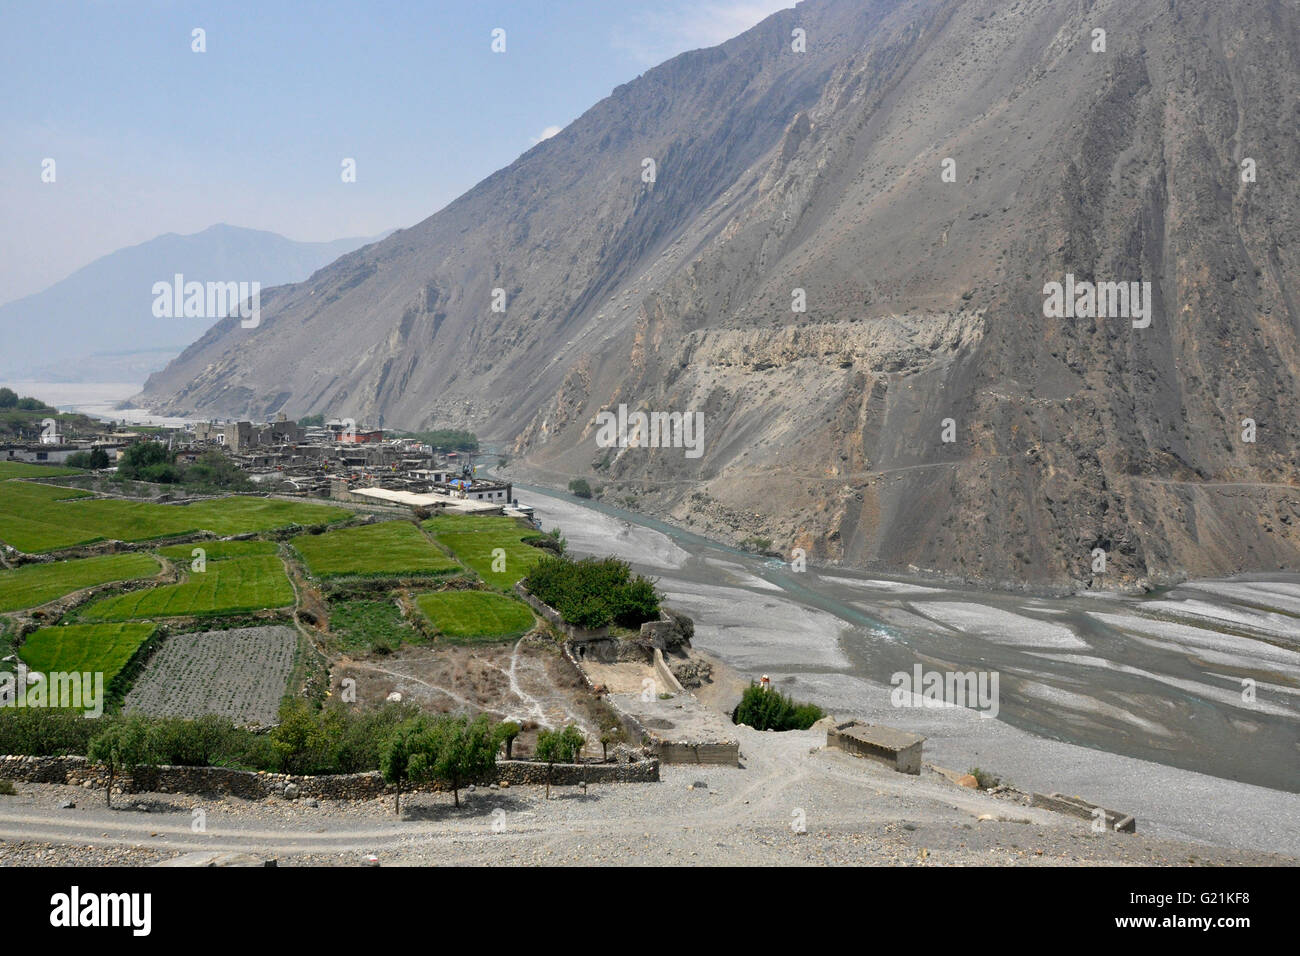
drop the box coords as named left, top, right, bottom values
left=380, top=716, right=431, bottom=816
left=495, top=720, right=520, bottom=760
left=535, top=723, right=585, bottom=799
left=411, top=714, right=497, bottom=808
left=182, top=449, right=251, bottom=490
left=87, top=714, right=158, bottom=808
left=567, top=478, right=592, bottom=499
left=65, top=447, right=110, bottom=470
left=117, top=441, right=181, bottom=483
left=270, top=699, right=338, bottom=775
left=0, top=388, right=17, bottom=409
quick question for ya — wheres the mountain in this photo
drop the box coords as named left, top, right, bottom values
left=0, top=224, right=386, bottom=383
left=138, top=0, right=1300, bottom=590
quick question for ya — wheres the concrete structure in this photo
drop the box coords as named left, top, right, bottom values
left=1031, top=792, right=1136, bottom=833
left=1, top=443, right=81, bottom=465
left=193, top=415, right=304, bottom=452
left=826, top=720, right=925, bottom=774
left=608, top=692, right=740, bottom=766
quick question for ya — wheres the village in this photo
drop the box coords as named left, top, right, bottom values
left=1, top=411, right=529, bottom=522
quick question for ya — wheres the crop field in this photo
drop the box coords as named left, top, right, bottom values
left=327, top=598, right=422, bottom=654
left=0, top=552, right=161, bottom=612
left=18, top=622, right=156, bottom=685
left=414, top=590, right=535, bottom=642
left=123, top=625, right=297, bottom=724
left=81, top=555, right=294, bottom=620
left=0, top=462, right=82, bottom=479
left=292, top=520, right=459, bottom=578
left=158, top=539, right=279, bottom=562
left=0, top=482, right=347, bottom=553
left=424, top=514, right=545, bottom=589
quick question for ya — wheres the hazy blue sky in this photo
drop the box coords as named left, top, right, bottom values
left=0, top=0, right=793, bottom=305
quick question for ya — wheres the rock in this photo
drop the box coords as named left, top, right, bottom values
left=498, top=780, right=509, bottom=788
left=59, top=800, right=75, bottom=809
left=305, top=798, right=319, bottom=808
left=283, top=783, right=301, bottom=800
left=956, top=774, right=979, bottom=788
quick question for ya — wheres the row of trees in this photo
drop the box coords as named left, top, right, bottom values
left=0, top=703, right=589, bottom=813
left=381, top=716, right=586, bottom=812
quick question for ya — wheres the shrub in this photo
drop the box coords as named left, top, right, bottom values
left=732, top=684, right=824, bottom=732
left=66, top=448, right=110, bottom=470
left=0, top=708, right=102, bottom=757
left=567, top=478, right=592, bottom=499
left=0, top=779, right=16, bottom=795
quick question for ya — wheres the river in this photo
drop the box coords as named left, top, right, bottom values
left=517, top=482, right=1300, bottom=856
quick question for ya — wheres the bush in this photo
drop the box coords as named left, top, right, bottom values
left=567, top=478, right=592, bottom=499
left=117, top=441, right=181, bottom=483
left=732, top=684, right=824, bottom=731
left=66, top=448, right=110, bottom=470
left=522, top=555, right=660, bottom=630
left=0, top=779, right=15, bottom=795
left=0, top=708, right=102, bottom=757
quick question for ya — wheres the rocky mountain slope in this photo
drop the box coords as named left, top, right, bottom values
left=139, top=0, right=1300, bottom=589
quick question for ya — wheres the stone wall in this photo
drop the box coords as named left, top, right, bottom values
left=0, top=753, right=658, bottom=799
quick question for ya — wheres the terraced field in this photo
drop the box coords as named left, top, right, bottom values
left=0, top=482, right=347, bottom=553
left=80, top=555, right=294, bottom=620
left=0, top=552, right=161, bottom=612
left=0, top=462, right=82, bottom=479
left=124, top=625, right=297, bottom=724
left=157, top=539, right=279, bottom=563
left=423, top=513, right=546, bottom=589
left=415, top=590, right=536, bottom=642
left=18, top=621, right=156, bottom=685
left=292, top=520, right=458, bottom=579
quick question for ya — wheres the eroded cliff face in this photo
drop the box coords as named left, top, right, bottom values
left=142, top=0, right=1300, bottom=589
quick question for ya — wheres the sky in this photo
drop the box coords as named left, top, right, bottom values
left=0, top=0, right=795, bottom=306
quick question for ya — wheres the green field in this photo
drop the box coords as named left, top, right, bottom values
left=0, top=552, right=161, bottom=613
left=327, top=598, right=423, bottom=653
left=423, top=514, right=545, bottom=589
left=18, top=622, right=156, bottom=685
left=293, top=521, right=459, bottom=579
left=0, top=462, right=82, bottom=479
left=0, top=483, right=348, bottom=553
left=158, top=539, right=279, bottom=562
left=81, top=555, right=294, bottom=620
left=414, top=590, right=536, bottom=642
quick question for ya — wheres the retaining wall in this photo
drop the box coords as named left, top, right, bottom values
left=0, top=753, right=658, bottom=799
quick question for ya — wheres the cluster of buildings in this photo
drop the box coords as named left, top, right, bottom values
left=2, top=413, right=529, bottom=521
